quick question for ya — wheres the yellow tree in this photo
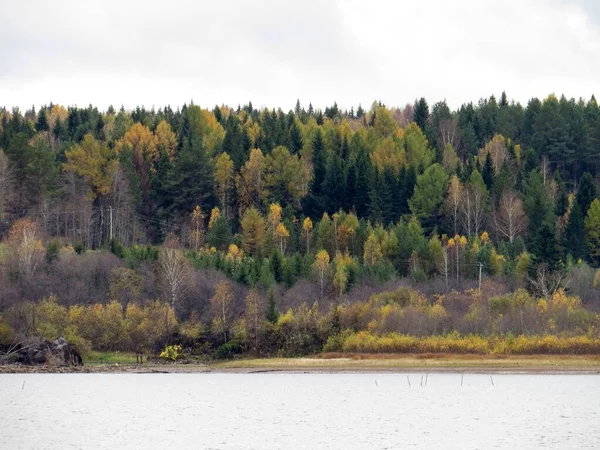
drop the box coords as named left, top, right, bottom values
left=302, top=217, right=313, bottom=254
left=275, top=222, right=290, bottom=255
left=314, top=249, right=330, bottom=300
left=363, top=232, right=383, bottom=266
left=8, top=218, right=44, bottom=282
left=115, top=123, right=159, bottom=166
left=214, top=152, right=234, bottom=218
left=210, top=280, right=234, bottom=343
left=267, top=203, right=283, bottom=238
left=236, top=148, right=265, bottom=215
left=187, top=107, right=225, bottom=155
left=63, top=134, right=117, bottom=200
left=155, top=120, right=178, bottom=160
left=263, top=146, right=306, bottom=206
left=208, top=207, right=220, bottom=230
left=240, top=207, right=265, bottom=256
left=444, top=175, right=463, bottom=235
left=189, top=205, right=205, bottom=251
left=333, top=253, right=352, bottom=300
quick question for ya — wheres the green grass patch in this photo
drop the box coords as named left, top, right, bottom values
left=85, top=351, right=139, bottom=365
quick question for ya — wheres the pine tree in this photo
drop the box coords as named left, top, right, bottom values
left=353, top=146, right=373, bottom=218
left=531, top=221, right=562, bottom=271
left=266, top=289, right=279, bottom=324
left=35, top=109, right=49, bottom=132
left=162, top=137, right=216, bottom=222
left=321, top=152, right=346, bottom=214
left=413, top=98, right=430, bottom=133
left=562, top=201, right=586, bottom=261
left=482, top=151, right=495, bottom=190
left=302, top=130, right=327, bottom=218
left=577, top=172, right=597, bottom=215
left=288, top=120, right=303, bottom=154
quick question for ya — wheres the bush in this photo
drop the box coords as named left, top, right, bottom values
left=214, top=340, right=245, bottom=359
left=159, top=344, right=182, bottom=361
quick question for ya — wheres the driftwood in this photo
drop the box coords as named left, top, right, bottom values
left=1, top=337, right=83, bottom=366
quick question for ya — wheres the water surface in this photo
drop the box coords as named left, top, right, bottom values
left=1, top=373, right=598, bottom=449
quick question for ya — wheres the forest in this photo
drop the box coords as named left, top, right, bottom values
left=1, top=93, right=600, bottom=360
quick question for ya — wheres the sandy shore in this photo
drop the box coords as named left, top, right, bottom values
left=2, top=354, right=600, bottom=374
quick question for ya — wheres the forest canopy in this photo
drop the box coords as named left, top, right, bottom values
left=1, top=93, right=600, bottom=358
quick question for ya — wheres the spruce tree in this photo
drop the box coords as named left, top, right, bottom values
left=266, top=289, right=279, bottom=324
left=482, top=151, right=495, bottom=190
left=302, top=130, right=327, bottom=218
left=321, top=153, right=346, bottom=214
left=562, top=201, right=586, bottom=261
left=35, top=109, right=49, bottom=132
left=577, top=172, right=597, bottom=215
left=413, top=97, right=429, bottom=133
left=353, top=146, right=373, bottom=218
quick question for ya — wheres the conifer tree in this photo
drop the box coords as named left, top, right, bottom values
left=562, top=201, right=586, bottom=261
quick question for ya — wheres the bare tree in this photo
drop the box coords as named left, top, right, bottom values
left=444, top=175, right=463, bottom=235
left=492, top=190, right=527, bottom=243
left=527, top=264, right=567, bottom=299
left=244, top=289, right=263, bottom=352
left=438, top=118, right=458, bottom=149
left=460, top=183, right=486, bottom=237
left=157, top=236, right=191, bottom=312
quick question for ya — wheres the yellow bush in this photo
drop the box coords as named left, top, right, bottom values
left=338, top=332, right=600, bottom=355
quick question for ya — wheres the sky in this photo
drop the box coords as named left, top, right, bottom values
left=0, top=0, right=599, bottom=112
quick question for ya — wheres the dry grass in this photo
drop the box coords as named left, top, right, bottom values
left=210, top=353, right=600, bottom=373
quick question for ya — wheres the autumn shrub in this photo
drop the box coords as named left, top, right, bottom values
left=159, top=344, right=182, bottom=361
left=339, top=331, right=600, bottom=355
left=0, top=315, right=15, bottom=348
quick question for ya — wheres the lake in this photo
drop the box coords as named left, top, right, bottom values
left=0, top=373, right=598, bottom=449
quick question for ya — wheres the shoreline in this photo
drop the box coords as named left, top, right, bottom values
left=2, top=354, right=600, bottom=375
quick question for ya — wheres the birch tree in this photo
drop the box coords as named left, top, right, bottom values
left=157, top=236, right=191, bottom=311
left=492, top=190, right=527, bottom=243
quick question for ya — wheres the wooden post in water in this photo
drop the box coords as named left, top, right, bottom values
left=490, top=375, right=494, bottom=386
left=425, top=373, right=428, bottom=386
left=407, top=375, right=411, bottom=387
left=420, top=376, right=423, bottom=386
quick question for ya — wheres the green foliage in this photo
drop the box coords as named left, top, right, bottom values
left=46, top=240, right=60, bottom=264
left=409, top=164, right=449, bottom=218
left=266, top=290, right=279, bottom=324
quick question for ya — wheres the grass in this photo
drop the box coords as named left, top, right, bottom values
left=210, top=353, right=600, bottom=372
left=78, top=351, right=600, bottom=373
left=85, top=351, right=139, bottom=365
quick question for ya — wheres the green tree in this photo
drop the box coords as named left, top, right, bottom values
left=577, top=172, right=597, bottom=215
left=265, top=289, right=279, bottom=324
left=409, top=164, right=449, bottom=219
left=585, top=199, right=600, bottom=265
left=562, top=201, right=586, bottom=261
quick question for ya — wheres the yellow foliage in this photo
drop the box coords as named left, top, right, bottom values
left=64, top=134, right=117, bottom=199
left=208, top=207, right=220, bottom=230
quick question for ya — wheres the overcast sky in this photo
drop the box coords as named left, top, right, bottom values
left=1, top=0, right=599, bottom=112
